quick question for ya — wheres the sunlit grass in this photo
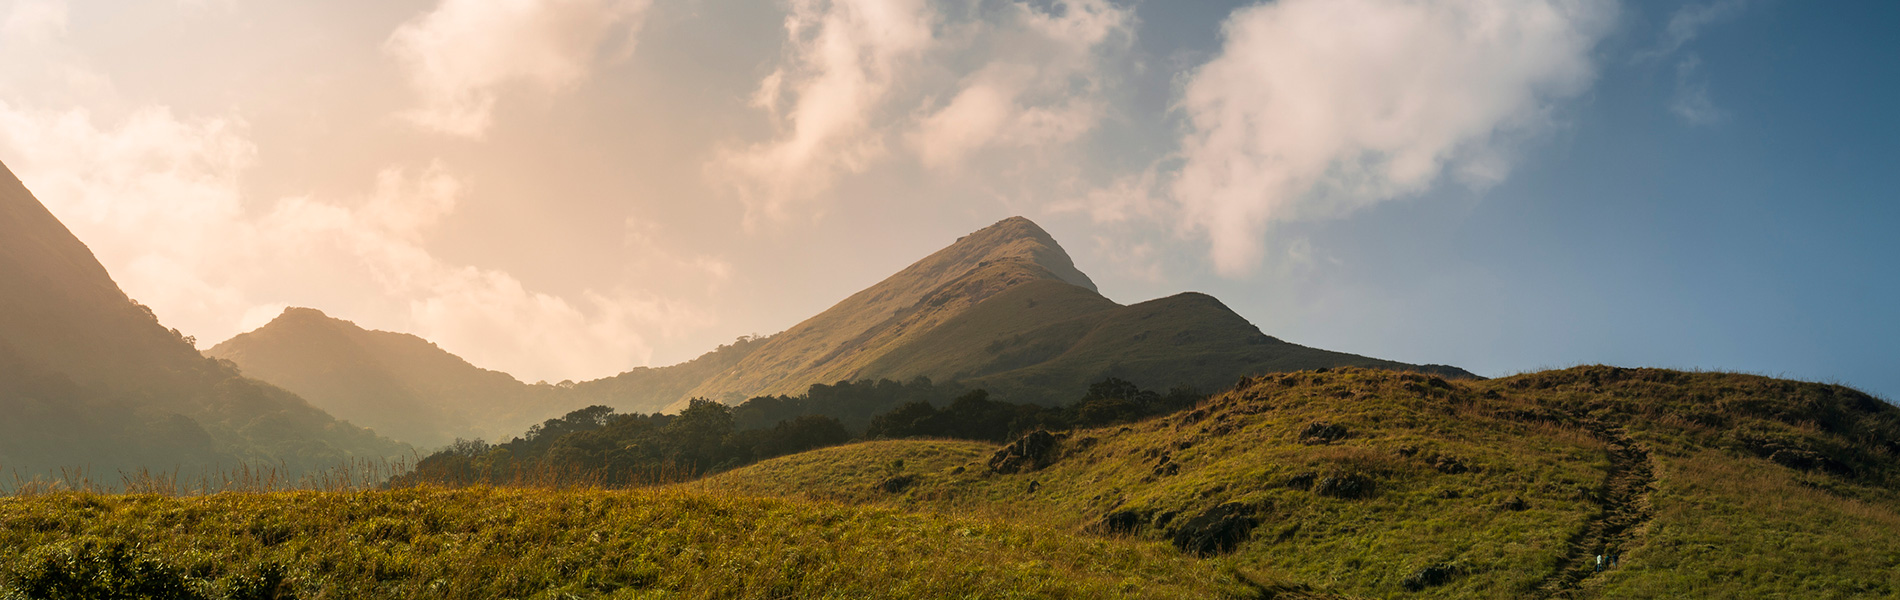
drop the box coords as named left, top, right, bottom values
left=0, top=485, right=1258, bottom=600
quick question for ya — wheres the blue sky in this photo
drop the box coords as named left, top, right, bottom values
left=0, top=0, right=1893, bottom=398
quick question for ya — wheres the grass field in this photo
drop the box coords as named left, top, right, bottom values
left=0, top=486, right=1279, bottom=600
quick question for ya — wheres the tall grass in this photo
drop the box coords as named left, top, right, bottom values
left=3, top=455, right=423, bottom=497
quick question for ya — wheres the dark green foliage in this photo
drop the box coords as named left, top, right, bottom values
left=867, top=378, right=1204, bottom=442
left=731, top=378, right=968, bottom=433
left=400, top=376, right=1200, bottom=487
left=396, top=400, right=851, bottom=486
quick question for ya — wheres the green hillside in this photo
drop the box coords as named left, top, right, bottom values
left=0, top=487, right=1276, bottom=599
left=0, top=160, right=407, bottom=479
left=698, top=366, right=1900, bottom=598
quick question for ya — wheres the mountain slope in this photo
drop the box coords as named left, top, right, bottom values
left=678, top=216, right=1101, bottom=403
left=0, top=160, right=406, bottom=478
left=699, top=366, right=1900, bottom=598
left=852, top=278, right=1471, bottom=401
left=206, top=308, right=557, bottom=449
left=207, top=310, right=772, bottom=448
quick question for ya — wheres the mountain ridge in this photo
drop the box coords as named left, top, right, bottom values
left=211, top=215, right=1473, bottom=446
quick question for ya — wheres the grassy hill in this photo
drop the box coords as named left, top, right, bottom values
left=0, top=487, right=1280, bottom=599
left=0, top=160, right=407, bottom=479
left=698, top=366, right=1900, bottom=598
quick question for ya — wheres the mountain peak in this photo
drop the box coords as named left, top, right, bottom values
left=940, top=216, right=1096, bottom=292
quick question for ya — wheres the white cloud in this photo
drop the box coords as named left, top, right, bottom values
left=387, top=0, right=654, bottom=138
left=1172, top=0, right=1617, bottom=275
left=0, top=101, right=710, bottom=383
left=909, top=0, right=1132, bottom=169
left=712, top=0, right=936, bottom=225
left=1049, top=166, right=1159, bottom=224
left=715, top=0, right=1133, bottom=224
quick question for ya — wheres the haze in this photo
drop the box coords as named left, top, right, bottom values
left=0, top=0, right=1892, bottom=398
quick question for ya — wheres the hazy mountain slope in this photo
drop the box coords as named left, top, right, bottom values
left=700, top=366, right=1900, bottom=598
left=563, top=335, right=769, bottom=413
left=207, top=308, right=542, bottom=449
left=208, top=309, right=774, bottom=446
left=0, top=160, right=406, bottom=477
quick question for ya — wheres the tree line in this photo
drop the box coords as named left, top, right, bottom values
left=392, top=377, right=1204, bottom=487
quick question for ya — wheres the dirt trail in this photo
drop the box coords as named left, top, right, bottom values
left=1531, top=421, right=1656, bottom=599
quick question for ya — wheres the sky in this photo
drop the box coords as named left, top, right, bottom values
left=0, top=0, right=1893, bottom=398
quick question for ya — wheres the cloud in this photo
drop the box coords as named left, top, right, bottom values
left=712, top=0, right=936, bottom=224
left=1172, top=0, right=1617, bottom=275
left=0, top=100, right=710, bottom=383
left=2, top=0, right=66, bottom=45
left=715, top=0, right=1133, bottom=224
left=1649, top=0, right=1749, bottom=58
left=1048, top=166, right=1160, bottom=224
left=387, top=0, right=654, bottom=137
left=1640, top=1, right=1750, bottom=125
left=909, top=0, right=1132, bottom=169
left=1670, top=55, right=1727, bottom=125
left=622, top=214, right=734, bottom=299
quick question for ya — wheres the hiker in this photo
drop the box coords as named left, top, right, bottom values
left=1595, top=554, right=1604, bottom=572
left=1612, top=553, right=1620, bottom=569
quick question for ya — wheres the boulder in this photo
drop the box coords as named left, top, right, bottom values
left=877, top=474, right=917, bottom=494
left=1314, top=474, right=1375, bottom=499
left=1299, top=422, right=1348, bottom=445
left=1402, top=562, right=1463, bottom=591
left=1168, top=502, right=1260, bottom=556
left=1097, top=509, right=1149, bottom=535
left=989, top=430, right=1061, bottom=474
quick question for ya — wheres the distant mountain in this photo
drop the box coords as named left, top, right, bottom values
left=0, top=160, right=406, bottom=478
left=213, top=216, right=1470, bottom=446
left=206, top=308, right=551, bottom=450
left=207, top=308, right=773, bottom=449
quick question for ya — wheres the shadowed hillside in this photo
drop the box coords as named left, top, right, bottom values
left=208, top=311, right=772, bottom=449
left=0, top=160, right=407, bottom=479
left=206, top=308, right=561, bottom=449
